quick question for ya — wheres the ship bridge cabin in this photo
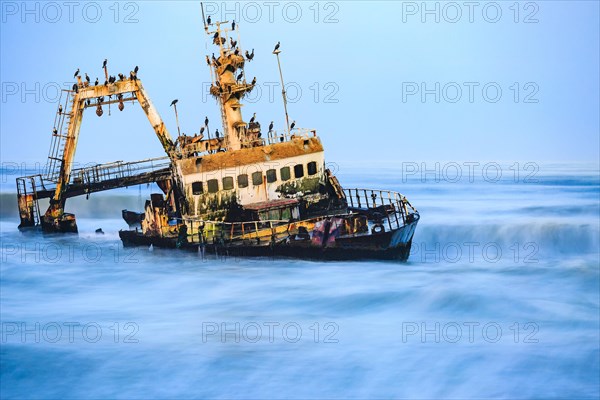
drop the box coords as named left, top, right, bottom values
left=174, top=129, right=343, bottom=222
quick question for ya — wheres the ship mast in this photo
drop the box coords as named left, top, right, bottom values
left=202, top=4, right=255, bottom=151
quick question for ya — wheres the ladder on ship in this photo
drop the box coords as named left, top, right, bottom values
left=46, top=89, right=75, bottom=182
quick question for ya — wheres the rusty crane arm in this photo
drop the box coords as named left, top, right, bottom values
left=43, top=78, right=176, bottom=232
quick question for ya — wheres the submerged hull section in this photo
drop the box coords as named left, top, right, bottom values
left=119, top=218, right=418, bottom=261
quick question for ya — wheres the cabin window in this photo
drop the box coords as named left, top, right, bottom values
left=266, top=169, right=277, bottom=183
left=307, top=161, right=318, bottom=176
left=207, top=179, right=219, bottom=193
left=294, top=164, right=304, bottom=178
left=238, top=174, right=248, bottom=188
left=252, top=171, right=263, bottom=186
left=222, top=176, right=234, bottom=190
left=192, top=181, right=203, bottom=195
left=280, top=167, right=291, bottom=181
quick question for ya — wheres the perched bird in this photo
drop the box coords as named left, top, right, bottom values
left=231, top=20, right=235, bottom=31
left=251, top=77, right=256, bottom=86
left=273, top=41, right=280, bottom=52
left=170, top=99, right=178, bottom=106
left=58, top=105, right=63, bottom=114
left=72, top=83, right=78, bottom=92
left=215, top=129, right=220, bottom=138
left=290, top=120, right=296, bottom=130
left=102, top=59, right=107, bottom=68
left=85, top=73, right=90, bottom=83
left=200, top=127, right=205, bottom=134
left=249, top=112, right=256, bottom=123
left=94, top=77, right=99, bottom=86
left=86, top=99, right=91, bottom=106
left=134, top=65, right=139, bottom=73
left=104, top=80, right=108, bottom=86
left=205, top=116, right=209, bottom=126
left=206, top=55, right=211, bottom=66
left=230, top=37, right=237, bottom=48
left=269, top=121, right=274, bottom=132
left=213, top=32, right=219, bottom=40
left=245, top=49, right=254, bottom=61
left=52, top=128, right=58, bottom=135
left=234, top=48, right=240, bottom=56
left=236, top=72, right=243, bottom=82
left=207, top=15, right=211, bottom=25
left=73, top=68, right=79, bottom=78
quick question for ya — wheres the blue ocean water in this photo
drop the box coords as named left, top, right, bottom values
left=1, top=163, right=598, bottom=399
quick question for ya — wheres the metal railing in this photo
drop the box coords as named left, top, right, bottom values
left=266, top=128, right=317, bottom=145
left=343, top=188, right=419, bottom=230
left=69, top=156, right=170, bottom=187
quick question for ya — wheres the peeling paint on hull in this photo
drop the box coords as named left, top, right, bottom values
left=119, top=220, right=418, bottom=261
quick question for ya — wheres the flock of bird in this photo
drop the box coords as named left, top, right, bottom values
left=69, top=18, right=296, bottom=144
left=71, top=60, right=139, bottom=93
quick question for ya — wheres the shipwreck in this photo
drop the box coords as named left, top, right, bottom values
left=15, top=11, right=420, bottom=261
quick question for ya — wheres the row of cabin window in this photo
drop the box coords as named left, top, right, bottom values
left=191, top=161, right=319, bottom=195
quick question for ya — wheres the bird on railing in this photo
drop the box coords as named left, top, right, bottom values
left=85, top=73, right=90, bottom=84
left=230, top=37, right=237, bottom=48
left=269, top=121, right=274, bottom=132
left=215, top=129, right=220, bottom=138
left=94, top=77, right=99, bottom=86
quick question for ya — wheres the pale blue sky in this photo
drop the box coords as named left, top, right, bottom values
left=1, top=1, right=598, bottom=166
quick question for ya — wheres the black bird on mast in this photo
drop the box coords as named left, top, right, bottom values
left=205, top=116, right=209, bottom=126
left=273, top=41, right=280, bottom=52
left=251, top=77, right=256, bottom=86
left=102, top=59, right=107, bottom=68
left=73, top=68, right=79, bottom=78
left=269, top=121, right=274, bottom=132
left=236, top=71, right=243, bottom=82
left=249, top=113, right=256, bottom=123
left=170, top=99, right=178, bottom=106
left=94, top=77, right=99, bottom=86
left=134, top=65, right=139, bottom=73
left=290, top=120, right=296, bottom=130
left=207, top=15, right=211, bottom=25
left=230, top=37, right=237, bottom=48
left=85, top=73, right=90, bottom=83
left=231, top=20, right=235, bottom=31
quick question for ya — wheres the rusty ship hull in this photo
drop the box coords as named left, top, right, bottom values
left=119, top=213, right=419, bottom=261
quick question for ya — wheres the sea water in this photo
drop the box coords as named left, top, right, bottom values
left=1, top=163, right=598, bottom=399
